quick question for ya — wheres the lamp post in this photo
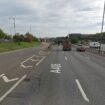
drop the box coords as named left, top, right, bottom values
left=99, top=1, right=105, bottom=52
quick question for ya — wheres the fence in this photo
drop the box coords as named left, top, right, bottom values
left=86, top=48, right=105, bottom=57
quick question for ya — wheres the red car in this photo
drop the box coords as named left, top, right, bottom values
left=76, top=44, right=86, bottom=52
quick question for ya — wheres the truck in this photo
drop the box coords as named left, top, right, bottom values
left=63, top=40, right=71, bottom=51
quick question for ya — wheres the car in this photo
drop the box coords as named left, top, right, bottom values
left=76, top=44, right=86, bottom=52
left=63, top=41, right=71, bottom=51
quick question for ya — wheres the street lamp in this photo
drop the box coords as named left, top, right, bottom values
left=99, top=1, right=105, bottom=52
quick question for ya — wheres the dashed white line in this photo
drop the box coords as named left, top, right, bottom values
left=0, top=75, right=27, bottom=102
left=75, top=79, right=89, bottom=103
left=36, top=56, right=46, bottom=66
left=65, top=56, right=68, bottom=60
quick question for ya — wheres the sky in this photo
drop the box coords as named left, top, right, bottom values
left=0, top=0, right=104, bottom=37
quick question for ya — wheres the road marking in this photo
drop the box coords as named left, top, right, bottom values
left=75, top=79, right=89, bottom=103
left=0, top=74, right=5, bottom=78
left=65, top=56, right=68, bottom=60
left=36, top=56, right=46, bottom=66
left=20, top=55, right=36, bottom=68
left=30, top=59, right=40, bottom=62
left=50, top=70, right=61, bottom=74
left=1, top=75, right=19, bottom=83
left=0, top=75, right=27, bottom=103
left=21, top=64, right=33, bottom=68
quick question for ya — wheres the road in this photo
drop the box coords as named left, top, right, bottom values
left=0, top=45, right=105, bottom=105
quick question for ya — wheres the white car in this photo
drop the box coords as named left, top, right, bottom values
left=89, top=42, right=100, bottom=48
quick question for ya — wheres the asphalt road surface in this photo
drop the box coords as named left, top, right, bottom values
left=0, top=45, right=105, bottom=105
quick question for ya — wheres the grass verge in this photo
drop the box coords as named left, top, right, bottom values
left=0, top=41, right=40, bottom=52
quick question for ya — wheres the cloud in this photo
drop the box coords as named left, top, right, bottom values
left=0, top=0, right=104, bottom=37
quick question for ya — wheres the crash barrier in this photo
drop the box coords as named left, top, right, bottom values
left=86, top=48, right=105, bottom=57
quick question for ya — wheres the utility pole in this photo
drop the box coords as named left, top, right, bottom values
left=9, top=17, right=16, bottom=35
left=99, top=1, right=105, bottom=52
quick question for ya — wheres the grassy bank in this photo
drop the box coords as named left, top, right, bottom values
left=0, top=41, right=40, bottom=52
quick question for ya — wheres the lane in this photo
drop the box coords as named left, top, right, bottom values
left=1, top=45, right=88, bottom=105
left=65, top=48, right=105, bottom=105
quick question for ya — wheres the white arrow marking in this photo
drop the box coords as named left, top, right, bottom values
left=1, top=75, right=19, bottom=83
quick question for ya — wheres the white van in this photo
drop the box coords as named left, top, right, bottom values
left=89, top=42, right=100, bottom=48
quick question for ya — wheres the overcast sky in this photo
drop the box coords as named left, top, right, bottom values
left=0, top=0, right=104, bottom=37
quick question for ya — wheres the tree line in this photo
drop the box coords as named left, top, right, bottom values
left=0, top=28, right=39, bottom=43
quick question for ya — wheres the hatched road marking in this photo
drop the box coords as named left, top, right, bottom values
left=0, top=75, right=27, bottom=103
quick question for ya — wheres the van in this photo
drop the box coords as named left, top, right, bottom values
left=89, top=42, right=100, bottom=48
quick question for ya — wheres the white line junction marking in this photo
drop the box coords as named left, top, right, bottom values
left=0, top=75, right=27, bottom=102
left=0, top=74, right=19, bottom=83
left=75, top=79, right=89, bottom=103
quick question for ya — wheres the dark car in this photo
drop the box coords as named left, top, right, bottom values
left=76, top=44, right=86, bottom=52
left=63, top=41, right=71, bottom=51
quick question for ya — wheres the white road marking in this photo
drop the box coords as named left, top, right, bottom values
left=21, top=64, right=33, bottom=68
left=65, top=56, right=68, bottom=60
left=75, top=79, right=89, bottom=103
left=30, top=59, right=40, bottom=62
left=20, top=55, right=36, bottom=68
left=1, top=75, right=19, bottom=83
left=36, top=56, right=46, bottom=66
left=0, top=75, right=27, bottom=102
left=50, top=70, right=61, bottom=74
left=0, top=74, right=5, bottom=78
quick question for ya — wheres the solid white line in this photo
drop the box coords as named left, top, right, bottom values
left=0, top=75, right=27, bottom=102
left=0, top=74, right=5, bottom=78
left=65, top=56, right=68, bottom=60
left=75, top=79, right=89, bottom=103
left=36, top=56, right=46, bottom=66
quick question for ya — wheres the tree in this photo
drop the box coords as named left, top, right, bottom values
left=13, top=33, right=23, bottom=45
left=71, top=37, right=79, bottom=44
left=25, top=33, right=35, bottom=42
left=0, top=28, right=6, bottom=39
